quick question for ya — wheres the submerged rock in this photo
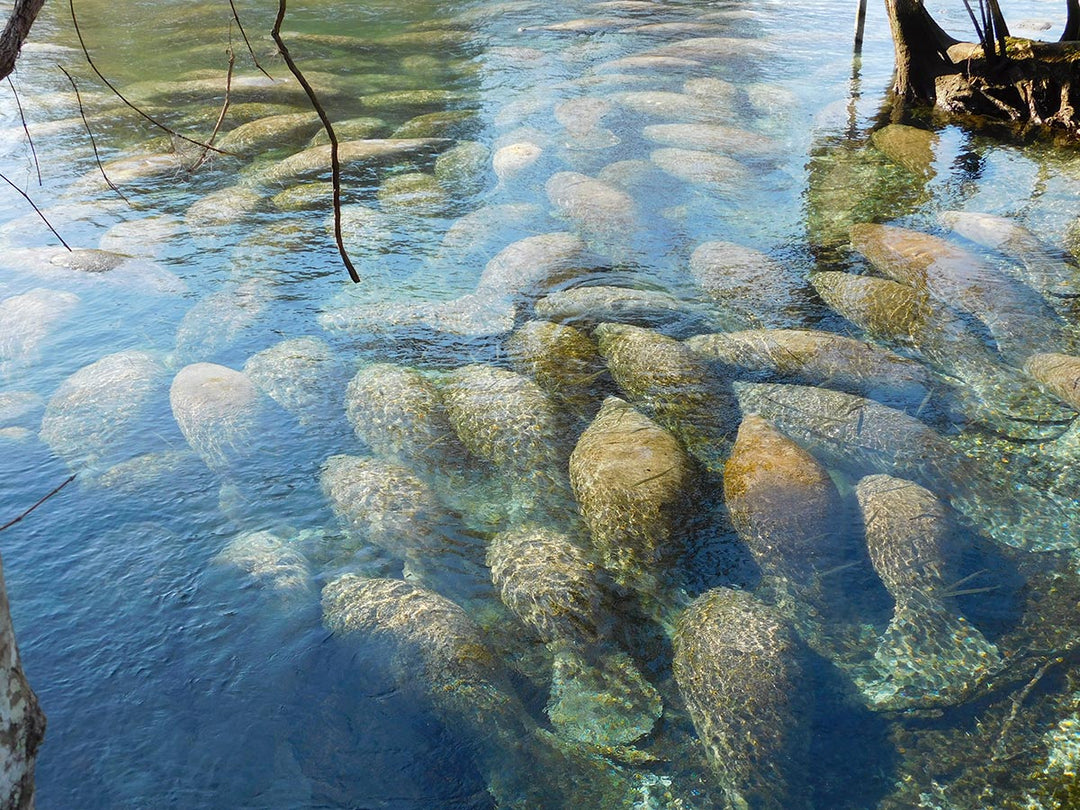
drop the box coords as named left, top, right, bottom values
left=487, top=523, right=661, bottom=745
left=686, top=327, right=933, bottom=410
left=596, top=323, right=738, bottom=473
left=854, top=474, right=1002, bottom=709
left=673, top=586, right=810, bottom=809
left=569, top=397, right=696, bottom=595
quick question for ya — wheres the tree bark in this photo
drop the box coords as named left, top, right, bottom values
left=0, top=0, right=46, bottom=82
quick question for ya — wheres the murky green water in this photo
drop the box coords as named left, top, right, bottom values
left=4, top=0, right=1080, bottom=807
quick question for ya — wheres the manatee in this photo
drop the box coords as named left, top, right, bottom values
left=493, top=142, right=544, bottom=183
left=939, top=210, right=1080, bottom=303
left=811, top=271, right=1076, bottom=439
left=607, top=90, right=726, bottom=122
left=733, top=381, right=1080, bottom=552
left=724, top=414, right=848, bottom=589
left=243, top=336, right=346, bottom=428
left=0, top=288, right=79, bottom=378
left=322, top=575, right=645, bottom=809
left=305, top=116, right=387, bottom=146
left=686, top=328, right=933, bottom=410
left=185, top=186, right=263, bottom=232
left=0, top=391, right=42, bottom=429
left=535, top=284, right=723, bottom=339
left=476, top=231, right=591, bottom=303
left=690, top=241, right=807, bottom=329
left=544, top=171, right=639, bottom=255
left=486, top=523, right=662, bottom=745
left=1024, top=352, right=1080, bottom=410
left=569, top=396, right=696, bottom=595
left=673, top=586, right=810, bottom=809
left=254, top=138, right=449, bottom=186
left=596, top=323, right=738, bottom=473
left=553, top=97, right=619, bottom=149
left=391, top=109, right=478, bottom=139
left=435, top=202, right=546, bottom=271
left=440, top=364, right=572, bottom=518
left=215, top=111, right=322, bottom=157
left=214, top=529, right=315, bottom=605
left=505, top=320, right=608, bottom=424
left=48, top=248, right=131, bottom=273
left=174, top=279, right=271, bottom=363
left=433, top=140, right=492, bottom=197
left=869, top=123, right=938, bottom=177
left=650, top=147, right=753, bottom=192
left=640, top=36, right=772, bottom=61
left=593, top=55, right=706, bottom=74
left=854, top=474, right=1002, bottom=709
left=642, top=123, right=779, bottom=159
left=39, top=350, right=168, bottom=472
left=682, top=77, right=740, bottom=107
left=849, top=222, right=1073, bottom=366
left=376, top=171, right=449, bottom=215
left=343, top=363, right=468, bottom=475
left=98, top=215, right=182, bottom=258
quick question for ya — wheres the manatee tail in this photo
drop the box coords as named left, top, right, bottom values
left=856, top=593, right=1002, bottom=710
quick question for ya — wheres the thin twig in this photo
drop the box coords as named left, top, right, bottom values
left=992, top=656, right=1063, bottom=760
left=68, top=0, right=228, bottom=155
left=0, top=474, right=76, bottom=533
left=188, top=45, right=235, bottom=173
left=58, top=64, right=128, bottom=202
left=270, top=0, right=358, bottom=283
left=0, top=171, right=70, bottom=249
left=228, top=0, right=272, bottom=79
left=6, top=76, right=41, bottom=184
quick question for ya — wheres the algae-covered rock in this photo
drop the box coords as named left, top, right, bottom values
left=673, top=586, right=810, bottom=810
left=569, top=396, right=696, bottom=594
left=39, top=349, right=168, bottom=472
left=850, top=222, right=1072, bottom=366
left=854, top=474, right=1002, bottom=709
left=344, top=363, right=468, bottom=475
left=690, top=241, right=807, bottom=329
left=724, top=413, right=846, bottom=588
left=487, top=523, right=662, bottom=746
left=686, top=327, right=933, bottom=409
left=505, top=320, right=608, bottom=424
left=535, top=285, right=724, bottom=339
left=596, top=323, right=738, bottom=473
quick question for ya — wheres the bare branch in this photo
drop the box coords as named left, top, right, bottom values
left=187, top=46, right=235, bottom=173
left=0, top=474, right=76, bottom=533
left=0, top=171, right=70, bottom=249
left=68, top=0, right=229, bottom=156
left=0, top=0, right=45, bottom=83
left=228, top=0, right=272, bottom=79
left=6, top=77, right=41, bottom=184
left=270, top=0, right=359, bottom=283
left=58, top=64, right=128, bottom=202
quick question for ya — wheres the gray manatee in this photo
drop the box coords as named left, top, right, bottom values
left=243, top=336, right=346, bottom=428
left=487, top=523, right=661, bottom=746
left=534, top=285, right=724, bottom=339
left=596, top=322, right=738, bottom=474
left=690, top=241, right=807, bottom=329
left=673, top=586, right=810, bottom=810
left=854, top=474, right=1002, bottom=709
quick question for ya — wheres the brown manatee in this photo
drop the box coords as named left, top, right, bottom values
left=673, top=586, right=811, bottom=809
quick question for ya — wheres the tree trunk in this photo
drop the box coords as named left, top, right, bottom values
left=0, top=0, right=46, bottom=82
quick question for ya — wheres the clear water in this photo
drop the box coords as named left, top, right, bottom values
left=3, top=0, right=1080, bottom=807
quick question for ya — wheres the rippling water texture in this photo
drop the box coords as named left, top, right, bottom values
left=3, top=0, right=1080, bottom=807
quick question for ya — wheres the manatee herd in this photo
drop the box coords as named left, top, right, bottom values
left=7, top=0, right=1080, bottom=807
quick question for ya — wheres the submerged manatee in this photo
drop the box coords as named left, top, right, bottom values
left=854, top=474, right=1002, bottom=709
left=215, top=111, right=322, bottom=157
left=322, top=576, right=645, bottom=808
left=505, top=320, right=608, bottom=425
left=733, top=381, right=1080, bottom=552
left=243, top=336, right=346, bottom=428
left=686, top=327, right=933, bottom=410
left=939, top=210, right=1080, bottom=304
left=596, top=323, right=738, bottom=473
left=724, top=414, right=847, bottom=591
left=544, top=171, right=639, bottom=257
left=487, top=523, right=662, bottom=745
left=0, top=288, right=80, bottom=378
left=535, top=285, right=724, bottom=339
left=673, top=587, right=810, bottom=810
left=1024, top=352, right=1080, bottom=411
left=811, top=270, right=1075, bottom=439
left=569, top=396, right=696, bottom=596
left=214, top=529, right=316, bottom=607
left=39, top=349, right=168, bottom=473
left=642, top=122, right=779, bottom=159
left=690, top=241, right=807, bottom=329
left=850, top=222, right=1073, bottom=366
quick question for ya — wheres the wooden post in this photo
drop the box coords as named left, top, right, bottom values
left=854, top=0, right=868, bottom=53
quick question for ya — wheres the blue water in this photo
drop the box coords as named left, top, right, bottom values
left=2, top=0, right=1080, bottom=807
